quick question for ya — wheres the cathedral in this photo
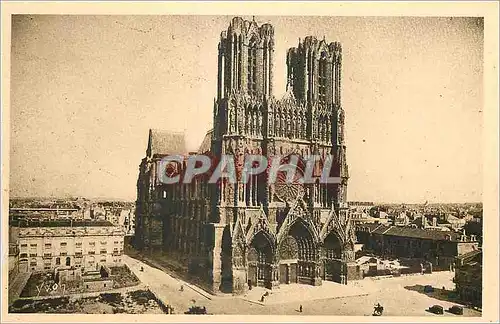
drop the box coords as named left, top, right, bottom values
left=135, top=17, right=361, bottom=295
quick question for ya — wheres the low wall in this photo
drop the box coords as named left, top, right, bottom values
left=83, top=279, right=114, bottom=292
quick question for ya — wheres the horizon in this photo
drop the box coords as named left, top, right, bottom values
left=9, top=15, right=483, bottom=203
left=8, top=195, right=483, bottom=206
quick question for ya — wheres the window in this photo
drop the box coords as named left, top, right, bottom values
left=44, top=243, right=52, bottom=249
left=100, top=241, right=107, bottom=245
left=75, top=242, right=82, bottom=247
left=89, top=251, right=95, bottom=255
left=60, top=242, right=67, bottom=247
left=55, top=257, right=60, bottom=265
left=318, top=53, right=328, bottom=104
left=75, top=251, right=83, bottom=256
left=43, top=253, right=52, bottom=257
left=60, top=252, right=67, bottom=256
left=247, top=38, right=257, bottom=95
left=100, top=250, right=107, bottom=254
left=29, top=253, right=37, bottom=257
left=65, top=257, right=71, bottom=266
left=20, top=244, right=27, bottom=248
left=89, top=242, right=96, bottom=246
left=20, top=253, right=27, bottom=258
left=114, top=241, right=119, bottom=245
left=30, top=244, right=37, bottom=247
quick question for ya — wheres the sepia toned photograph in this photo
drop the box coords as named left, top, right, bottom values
left=1, top=1, right=498, bottom=322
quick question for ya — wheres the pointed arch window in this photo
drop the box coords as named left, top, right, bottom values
left=248, top=37, right=257, bottom=95
left=318, top=52, right=328, bottom=104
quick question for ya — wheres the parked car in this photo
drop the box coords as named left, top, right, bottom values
left=428, top=305, right=444, bottom=315
left=424, top=285, right=434, bottom=293
left=448, top=305, right=464, bottom=315
left=185, top=306, right=207, bottom=315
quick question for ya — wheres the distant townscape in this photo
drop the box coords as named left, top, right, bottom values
left=9, top=197, right=136, bottom=235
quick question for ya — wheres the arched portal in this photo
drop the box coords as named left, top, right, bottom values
left=220, top=226, right=233, bottom=293
left=279, top=220, right=319, bottom=285
left=247, top=231, right=274, bottom=289
left=323, top=231, right=343, bottom=283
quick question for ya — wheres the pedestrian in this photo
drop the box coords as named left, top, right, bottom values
left=299, top=304, right=303, bottom=313
left=180, top=285, right=184, bottom=292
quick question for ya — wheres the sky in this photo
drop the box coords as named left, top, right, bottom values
left=9, top=15, right=483, bottom=203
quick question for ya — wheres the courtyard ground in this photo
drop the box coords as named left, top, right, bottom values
left=123, top=254, right=482, bottom=317
left=18, top=265, right=140, bottom=299
left=9, top=289, right=166, bottom=314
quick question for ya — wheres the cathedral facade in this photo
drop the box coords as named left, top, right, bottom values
left=135, top=17, right=361, bottom=295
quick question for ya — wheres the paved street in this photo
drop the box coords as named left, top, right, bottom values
left=123, top=255, right=481, bottom=317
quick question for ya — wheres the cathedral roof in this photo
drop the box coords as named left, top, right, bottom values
left=197, top=129, right=213, bottom=154
left=147, top=129, right=187, bottom=157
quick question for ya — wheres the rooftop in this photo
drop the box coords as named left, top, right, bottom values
left=356, top=224, right=463, bottom=242
left=146, top=129, right=187, bottom=157
left=16, top=220, right=114, bottom=228
left=457, top=249, right=482, bottom=263
left=197, top=129, right=213, bottom=154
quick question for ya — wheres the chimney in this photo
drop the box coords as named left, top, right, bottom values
left=432, top=217, right=437, bottom=227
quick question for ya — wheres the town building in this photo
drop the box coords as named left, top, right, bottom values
left=356, top=224, right=479, bottom=271
left=350, top=205, right=390, bottom=226
left=16, top=220, right=125, bottom=273
left=9, top=207, right=84, bottom=222
left=135, top=17, right=360, bottom=295
left=454, top=249, right=482, bottom=307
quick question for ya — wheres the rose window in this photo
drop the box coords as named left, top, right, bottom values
left=274, top=167, right=305, bottom=203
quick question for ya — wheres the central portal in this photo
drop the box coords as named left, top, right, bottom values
left=278, top=220, right=318, bottom=285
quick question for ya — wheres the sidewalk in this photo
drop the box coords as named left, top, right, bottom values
left=122, top=254, right=216, bottom=314
left=124, top=253, right=218, bottom=300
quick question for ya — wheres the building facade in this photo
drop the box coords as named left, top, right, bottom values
left=356, top=224, right=479, bottom=271
left=135, top=17, right=360, bottom=294
left=454, top=249, right=482, bottom=307
left=17, top=220, right=125, bottom=273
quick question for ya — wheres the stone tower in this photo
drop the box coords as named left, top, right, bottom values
left=207, top=18, right=357, bottom=294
